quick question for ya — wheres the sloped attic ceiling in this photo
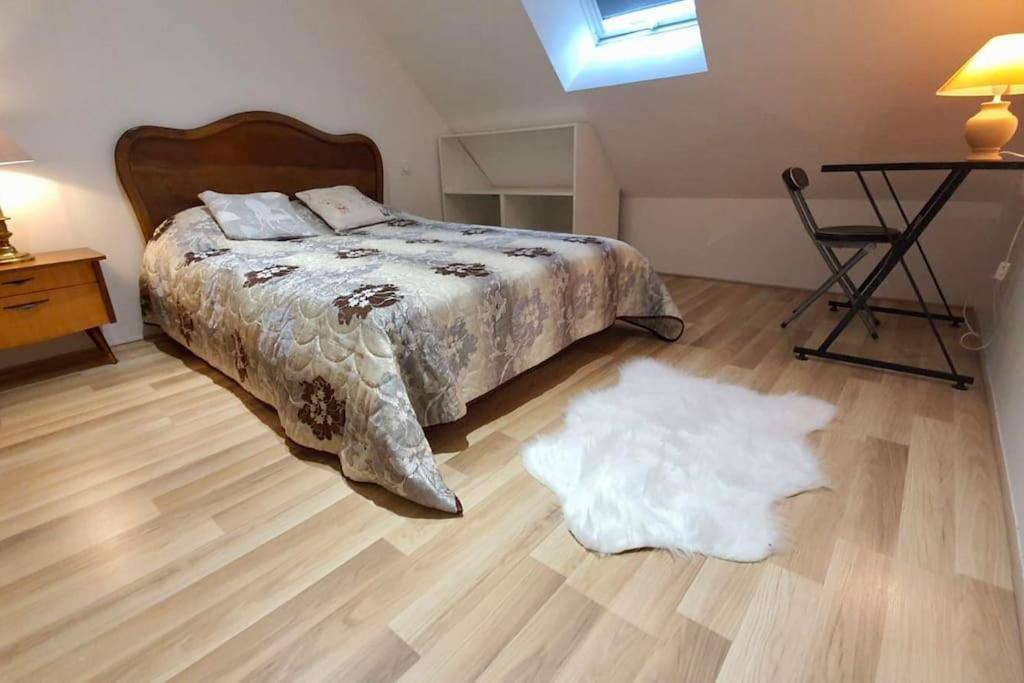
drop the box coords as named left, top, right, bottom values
left=358, top=0, right=1024, bottom=199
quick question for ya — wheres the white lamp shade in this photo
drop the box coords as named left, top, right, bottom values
left=0, top=128, right=32, bottom=165
left=937, top=33, right=1024, bottom=97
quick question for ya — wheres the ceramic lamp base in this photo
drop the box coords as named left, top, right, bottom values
left=965, top=99, right=1019, bottom=161
left=967, top=151, right=1006, bottom=161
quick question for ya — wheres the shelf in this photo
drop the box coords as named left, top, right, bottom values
left=443, top=194, right=500, bottom=227
left=439, top=124, right=576, bottom=139
left=438, top=122, right=619, bottom=237
left=444, top=187, right=574, bottom=197
left=502, top=194, right=573, bottom=233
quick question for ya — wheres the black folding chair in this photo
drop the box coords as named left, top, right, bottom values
left=780, top=167, right=897, bottom=337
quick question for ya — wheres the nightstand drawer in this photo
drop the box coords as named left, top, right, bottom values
left=0, top=283, right=113, bottom=350
left=0, top=261, right=97, bottom=297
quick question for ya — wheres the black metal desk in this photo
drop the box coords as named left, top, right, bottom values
left=794, top=160, right=1024, bottom=390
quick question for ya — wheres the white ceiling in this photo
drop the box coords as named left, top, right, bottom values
left=358, top=0, right=1024, bottom=200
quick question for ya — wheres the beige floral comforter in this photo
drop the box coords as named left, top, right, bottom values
left=141, top=208, right=684, bottom=512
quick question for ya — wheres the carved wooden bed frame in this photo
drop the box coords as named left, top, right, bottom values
left=115, top=111, right=384, bottom=242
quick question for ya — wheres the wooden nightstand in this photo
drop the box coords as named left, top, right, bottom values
left=0, top=249, right=118, bottom=363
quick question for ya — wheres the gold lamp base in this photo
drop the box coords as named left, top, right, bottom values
left=0, top=217, right=33, bottom=265
left=0, top=248, right=33, bottom=265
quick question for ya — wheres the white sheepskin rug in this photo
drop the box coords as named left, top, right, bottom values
left=521, top=359, right=836, bottom=561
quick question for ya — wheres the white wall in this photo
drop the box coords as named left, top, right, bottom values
left=623, top=196, right=1008, bottom=306
left=987, top=187, right=1024, bottom=605
left=359, top=0, right=1024, bottom=308
left=359, top=0, right=1023, bottom=200
left=0, top=0, right=449, bottom=367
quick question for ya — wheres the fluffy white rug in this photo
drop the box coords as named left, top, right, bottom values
left=521, top=359, right=836, bottom=561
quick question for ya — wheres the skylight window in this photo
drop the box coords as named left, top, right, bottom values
left=588, top=0, right=698, bottom=42
left=521, top=0, right=707, bottom=91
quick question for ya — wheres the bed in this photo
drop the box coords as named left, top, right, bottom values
left=116, top=111, right=684, bottom=513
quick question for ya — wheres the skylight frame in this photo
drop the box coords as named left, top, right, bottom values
left=521, top=0, right=708, bottom=92
left=581, top=0, right=698, bottom=43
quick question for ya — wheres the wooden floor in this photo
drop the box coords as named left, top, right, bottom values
left=0, top=276, right=1021, bottom=682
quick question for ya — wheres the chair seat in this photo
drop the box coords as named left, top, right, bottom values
left=815, top=225, right=900, bottom=244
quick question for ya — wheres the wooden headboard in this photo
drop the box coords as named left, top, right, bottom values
left=115, top=111, right=384, bottom=241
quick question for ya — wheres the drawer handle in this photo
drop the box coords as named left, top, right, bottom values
left=4, top=298, right=49, bottom=312
left=1, top=278, right=33, bottom=287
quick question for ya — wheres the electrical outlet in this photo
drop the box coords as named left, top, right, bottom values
left=994, top=261, right=1012, bottom=281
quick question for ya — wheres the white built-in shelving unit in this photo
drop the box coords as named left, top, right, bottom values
left=439, top=123, right=620, bottom=238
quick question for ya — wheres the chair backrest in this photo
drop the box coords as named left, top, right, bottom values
left=781, top=167, right=820, bottom=237
left=782, top=167, right=809, bottom=192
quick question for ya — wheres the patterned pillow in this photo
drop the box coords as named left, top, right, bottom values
left=290, top=200, right=335, bottom=236
left=296, top=185, right=389, bottom=232
left=198, top=191, right=322, bottom=240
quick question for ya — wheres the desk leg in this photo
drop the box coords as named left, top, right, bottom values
left=794, top=169, right=974, bottom=389
left=881, top=170, right=961, bottom=326
left=826, top=300, right=965, bottom=325
left=86, top=327, right=117, bottom=364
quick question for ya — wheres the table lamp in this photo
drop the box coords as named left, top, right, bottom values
left=0, top=127, right=34, bottom=264
left=937, top=33, right=1024, bottom=161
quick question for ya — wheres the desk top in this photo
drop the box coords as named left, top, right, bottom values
left=822, top=160, right=1024, bottom=173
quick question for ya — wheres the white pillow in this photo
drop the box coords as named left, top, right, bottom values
left=198, top=191, right=322, bottom=240
left=296, top=185, right=389, bottom=232
left=290, top=199, right=335, bottom=236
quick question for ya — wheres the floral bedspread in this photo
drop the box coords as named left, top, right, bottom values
left=141, top=208, right=684, bottom=512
